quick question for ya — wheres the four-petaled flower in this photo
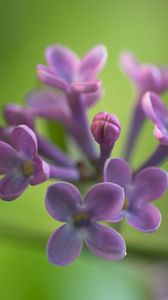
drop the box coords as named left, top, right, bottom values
left=120, top=52, right=168, bottom=93
left=37, top=44, right=107, bottom=94
left=104, top=158, right=167, bottom=232
left=0, top=125, right=50, bottom=200
left=142, top=92, right=168, bottom=145
left=45, top=182, right=126, bottom=266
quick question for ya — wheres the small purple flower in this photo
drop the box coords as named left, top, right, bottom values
left=27, top=87, right=102, bottom=121
left=4, top=104, right=35, bottom=130
left=120, top=52, right=168, bottom=93
left=142, top=92, right=168, bottom=146
left=0, top=125, right=50, bottom=201
left=26, top=89, right=71, bottom=122
left=37, top=45, right=107, bottom=94
left=104, top=158, right=168, bottom=232
left=3, top=102, right=76, bottom=167
left=46, top=182, right=126, bottom=266
left=121, top=52, right=168, bottom=162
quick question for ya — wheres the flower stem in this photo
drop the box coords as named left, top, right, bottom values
left=134, top=144, right=168, bottom=175
left=49, top=164, right=80, bottom=181
left=123, top=93, right=145, bottom=162
left=67, top=91, right=98, bottom=160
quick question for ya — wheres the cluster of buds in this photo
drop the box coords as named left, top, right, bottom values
left=0, top=44, right=168, bottom=266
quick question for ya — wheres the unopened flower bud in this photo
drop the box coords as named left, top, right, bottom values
left=91, top=112, right=121, bottom=145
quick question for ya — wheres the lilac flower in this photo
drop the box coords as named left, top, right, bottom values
left=27, top=88, right=102, bottom=121
left=4, top=103, right=76, bottom=167
left=4, top=104, right=35, bottom=130
left=91, top=112, right=121, bottom=169
left=142, top=92, right=168, bottom=146
left=26, top=89, right=71, bottom=123
left=104, top=158, right=168, bottom=232
left=133, top=92, right=168, bottom=171
left=36, top=45, right=106, bottom=160
left=0, top=125, right=50, bottom=201
left=120, top=52, right=168, bottom=161
left=120, top=52, right=168, bottom=94
left=46, top=182, right=126, bottom=266
left=37, top=45, right=107, bottom=93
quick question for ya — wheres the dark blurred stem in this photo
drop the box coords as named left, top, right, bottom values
left=37, top=134, right=75, bottom=167
left=49, top=164, right=80, bottom=181
left=1, top=222, right=168, bottom=261
left=134, top=144, right=168, bottom=176
left=123, top=92, right=145, bottom=162
left=99, top=143, right=114, bottom=171
left=67, top=91, right=98, bottom=160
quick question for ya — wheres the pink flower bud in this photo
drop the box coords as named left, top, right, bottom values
left=91, top=112, right=121, bottom=145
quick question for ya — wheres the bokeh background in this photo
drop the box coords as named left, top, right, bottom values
left=0, top=0, right=168, bottom=299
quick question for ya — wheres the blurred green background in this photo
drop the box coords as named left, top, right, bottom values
left=0, top=0, right=168, bottom=299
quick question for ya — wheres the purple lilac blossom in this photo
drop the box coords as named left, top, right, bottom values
left=120, top=52, right=168, bottom=94
left=0, top=125, right=50, bottom=201
left=37, top=45, right=107, bottom=93
left=91, top=112, right=121, bottom=169
left=26, top=89, right=101, bottom=160
left=4, top=103, right=75, bottom=167
left=26, top=89, right=71, bottom=122
left=36, top=45, right=107, bottom=160
left=27, top=87, right=102, bottom=120
left=46, top=181, right=126, bottom=266
left=120, top=52, right=168, bottom=161
left=132, top=92, right=168, bottom=171
left=142, top=92, right=168, bottom=146
left=104, top=158, right=168, bottom=232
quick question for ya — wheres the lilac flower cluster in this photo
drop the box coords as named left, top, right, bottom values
left=1, top=45, right=168, bottom=266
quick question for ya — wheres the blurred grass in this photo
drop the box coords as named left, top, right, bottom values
left=0, top=0, right=168, bottom=299
left=0, top=242, right=151, bottom=300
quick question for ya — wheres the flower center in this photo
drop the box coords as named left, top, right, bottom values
left=73, top=212, right=90, bottom=228
left=22, top=160, right=34, bottom=177
left=123, top=197, right=129, bottom=210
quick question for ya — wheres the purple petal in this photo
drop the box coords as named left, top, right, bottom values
left=154, top=124, right=168, bottom=145
left=45, top=45, right=79, bottom=82
left=45, top=182, right=82, bottom=222
left=133, top=167, right=168, bottom=202
left=26, top=89, right=71, bottom=121
left=0, top=174, right=28, bottom=201
left=37, top=65, right=69, bottom=92
left=110, top=212, right=124, bottom=223
left=71, top=80, right=101, bottom=94
left=0, top=141, right=21, bottom=174
left=85, top=222, right=126, bottom=260
left=0, top=126, right=13, bottom=144
left=29, top=156, right=50, bottom=185
left=84, top=182, right=124, bottom=221
left=120, top=51, right=139, bottom=82
left=47, top=223, right=83, bottom=266
left=138, top=65, right=168, bottom=93
left=142, top=92, right=167, bottom=124
left=104, top=158, right=132, bottom=189
left=126, top=203, right=161, bottom=232
left=81, top=86, right=103, bottom=107
left=11, top=125, right=38, bottom=159
left=4, top=104, right=35, bottom=129
left=79, top=45, right=107, bottom=81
